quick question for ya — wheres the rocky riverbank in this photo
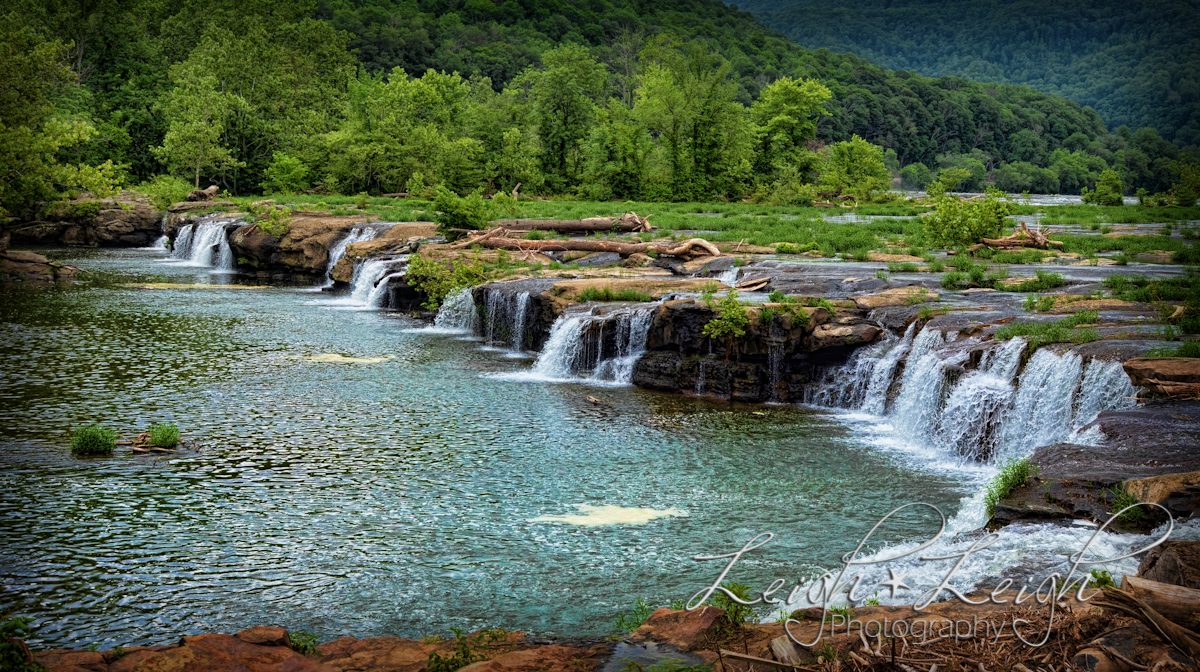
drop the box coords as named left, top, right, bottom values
left=22, top=542, right=1200, bottom=672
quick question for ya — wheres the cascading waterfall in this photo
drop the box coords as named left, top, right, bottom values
left=482, top=289, right=533, bottom=351
left=322, top=226, right=379, bottom=287
left=346, top=257, right=406, bottom=308
left=168, top=218, right=236, bottom=270
left=807, top=323, right=1137, bottom=465
left=509, top=305, right=656, bottom=385
left=432, top=288, right=480, bottom=333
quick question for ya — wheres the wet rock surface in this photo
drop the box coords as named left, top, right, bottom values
left=0, top=250, right=80, bottom=281
left=12, top=192, right=162, bottom=247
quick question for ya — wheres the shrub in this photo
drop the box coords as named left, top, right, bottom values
left=1081, top=169, right=1124, bottom=206
left=433, top=187, right=491, bottom=238
left=923, top=183, right=1012, bottom=248
left=994, top=311, right=1101, bottom=349
left=703, top=290, right=749, bottom=360
left=984, top=458, right=1038, bottom=517
left=71, top=424, right=116, bottom=455
left=1144, top=341, right=1200, bottom=358
left=614, top=597, right=656, bottom=633
left=148, top=422, right=179, bottom=448
left=1108, top=484, right=1146, bottom=523
left=1005, top=270, right=1066, bottom=292
left=710, top=581, right=755, bottom=632
left=775, top=242, right=819, bottom=255
left=1089, top=569, right=1116, bottom=589
left=0, top=616, right=41, bottom=671
left=578, top=287, right=653, bottom=302
left=256, top=206, right=292, bottom=238
left=262, top=152, right=310, bottom=194
left=405, top=255, right=487, bottom=310
left=289, top=632, right=319, bottom=657
left=136, top=174, right=193, bottom=210
left=941, top=271, right=968, bottom=289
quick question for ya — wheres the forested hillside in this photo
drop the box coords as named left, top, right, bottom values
left=736, top=0, right=1200, bottom=149
left=1, top=0, right=1195, bottom=215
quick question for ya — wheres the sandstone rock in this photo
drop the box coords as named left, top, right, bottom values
left=236, top=626, right=290, bottom=647
left=808, top=322, right=881, bottom=350
left=459, top=644, right=607, bottom=672
left=34, top=649, right=108, bottom=671
left=622, top=253, right=653, bottom=267
left=852, top=286, right=938, bottom=309
left=1124, top=357, right=1200, bottom=397
left=631, top=607, right=724, bottom=651
left=168, top=200, right=235, bottom=212
left=1123, top=470, right=1200, bottom=520
left=1138, top=540, right=1200, bottom=588
left=1, top=250, right=80, bottom=281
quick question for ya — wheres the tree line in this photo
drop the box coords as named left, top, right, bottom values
left=1, top=0, right=1196, bottom=221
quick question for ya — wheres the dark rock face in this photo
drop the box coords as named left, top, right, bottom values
left=989, top=401, right=1200, bottom=530
left=631, top=299, right=877, bottom=402
left=472, top=279, right=564, bottom=351
left=1138, top=541, right=1200, bottom=588
left=11, top=192, right=161, bottom=247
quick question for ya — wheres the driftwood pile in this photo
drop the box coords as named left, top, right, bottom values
left=449, top=213, right=720, bottom=261
left=968, top=222, right=1064, bottom=252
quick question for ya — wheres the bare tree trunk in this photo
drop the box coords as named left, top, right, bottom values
left=489, top=213, right=652, bottom=232
left=470, top=236, right=720, bottom=260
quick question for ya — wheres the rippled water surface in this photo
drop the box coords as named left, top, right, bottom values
left=0, top=247, right=974, bottom=649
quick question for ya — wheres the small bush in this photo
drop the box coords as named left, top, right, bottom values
left=1089, top=569, right=1116, bottom=589
left=71, top=424, right=116, bottom=455
left=433, top=187, right=491, bottom=238
left=578, top=286, right=654, bottom=302
left=941, top=271, right=968, bottom=289
left=405, top=255, right=487, bottom=310
left=1005, top=270, right=1066, bottom=292
left=1108, top=484, right=1146, bottom=523
left=289, top=631, right=319, bottom=657
left=775, top=242, right=819, bottom=255
left=703, top=290, right=749, bottom=360
left=994, top=311, right=1100, bottom=349
left=262, top=152, right=310, bottom=194
left=984, top=458, right=1038, bottom=517
left=136, top=174, right=194, bottom=210
left=148, top=422, right=179, bottom=448
left=1144, top=341, right=1200, bottom=358
left=710, top=581, right=755, bottom=632
left=522, top=230, right=547, bottom=240
left=0, top=616, right=41, bottom=671
left=614, top=597, right=656, bottom=633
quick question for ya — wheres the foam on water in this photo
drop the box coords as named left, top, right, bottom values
left=530, top=504, right=688, bottom=526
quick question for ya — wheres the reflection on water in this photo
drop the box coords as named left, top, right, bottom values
left=0, top=247, right=971, bottom=649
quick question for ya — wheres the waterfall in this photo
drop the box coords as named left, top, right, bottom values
left=322, top=226, right=379, bottom=287
left=482, top=289, right=533, bottom=352
left=344, top=257, right=406, bottom=308
left=168, top=219, right=235, bottom=270
left=806, top=323, right=1137, bottom=464
left=498, top=305, right=656, bottom=385
left=432, top=288, right=480, bottom=333
left=590, top=307, right=654, bottom=384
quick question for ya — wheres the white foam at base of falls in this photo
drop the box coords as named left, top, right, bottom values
left=167, top=219, right=236, bottom=271
left=490, top=305, right=656, bottom=386
left=309, top=257, right=406, bottom=310
left=321, top=226, right=380, bottom=287
left=428, top=288, right=480, bottom=333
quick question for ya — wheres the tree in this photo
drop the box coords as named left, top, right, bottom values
left=1167, top=158, right=1199, bottom=206
left=899, top=162, right=932, bottom=190
left=0, top=14, right=119, bottom=220
left=261, top=152, right=309, bottom=194
left=821, top=135, right=890, bottom=200
left=522, top=44, right=607, bottom=192
left=1081, top=169, right=1124, bottom=206
left=750, top=75, right=830, bottom=184
left=155, top=59, right=244, bottom=187
left=923, top=182, right=1012, bottom=248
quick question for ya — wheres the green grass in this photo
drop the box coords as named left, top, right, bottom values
left=887, top=261, right=919, bottom=272
left=71, top=424, right=116, bottom=455
left=578, top=287, right=654, bottom=302
left=148, top=422, right=179, bottom=448
left=614, top=597, right=657, bottom=633
left=994, top=311, right=1101, bottom=349
left=984, top=457, right=1038, bottom=517
left=1023, top=294, right=1057, bottom=312
left=1036, top=204, right=1200, bottom=225
left=941, top=271, right=968, bottom=289
left=1004, top=269, right=1066, bottom=292
left=1144, top=341, right=1200, bottom=358
left=1108, top=484, right=1146, bottom=523
left=990, top=249, right=1049, bottom=264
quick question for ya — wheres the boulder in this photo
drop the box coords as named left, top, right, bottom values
left=1124, top=357, right=1200, bottom=397
left=1138, top=540, right=1200, bottom=588
left=1123, top=470, right=1200, bottom=521
left=807, top=322, right=881, bottom=350
left=631, top=606, right=724, bottom=651
left=852, top=286, right=938, bottom=309
left=236, top=626, right=290, bottom=648
left=33, top=649, right=107, bottom=671
left=12, top=192, right=162, bottom=247
left=187, top=185, right=221, bottom=201
left=1, top=250, right=80, bottom=281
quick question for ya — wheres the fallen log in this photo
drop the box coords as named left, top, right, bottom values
left=971, top=221, right=1064, bottom=251
left=489, top=212, right=653, bottom=233
left=187, top=185, right=220, bottom=201
left=1123, top=576, right=1200, bottom=630
left=473, top=236, right=720, bottom=260
left=1094, top=586, right=1200, bottom=661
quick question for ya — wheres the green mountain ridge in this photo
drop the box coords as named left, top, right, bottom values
left=734, top=0, right=1200, bottom=148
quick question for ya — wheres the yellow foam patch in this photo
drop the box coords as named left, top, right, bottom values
left=302, top=353, right=395, bottom=364
left=123, top=283, right=270, bottom=290
left=531, top=504, right=688, bottom=526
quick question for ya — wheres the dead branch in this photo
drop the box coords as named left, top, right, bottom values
left=472, top=236, right=720, bottom=260
left=490, top=212, right=653, bottom=233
